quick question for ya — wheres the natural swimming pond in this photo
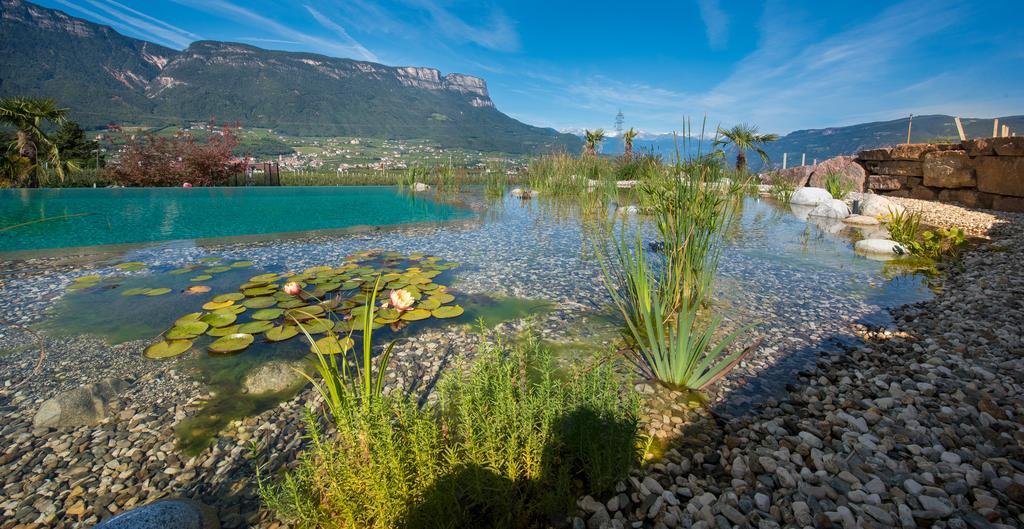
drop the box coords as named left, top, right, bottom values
left=1, top=186, right=933, bottom=451
left=0, top=186, right=472, bottom=252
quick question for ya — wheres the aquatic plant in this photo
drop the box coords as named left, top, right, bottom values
left=886, top=208, right=922, bottom=246
left=258, top=335, right=640, bottom=529
left=823, top=172, right=854, bottom=199
left=598, top=131, right=755, bottom=391
left=768, top=172, right=795, bottom=204
left=887, top=209, right=967, bottom=259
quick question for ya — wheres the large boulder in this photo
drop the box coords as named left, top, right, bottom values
left=242, top=359, right=308, bottom=394
left=807, top=199, right=850, bottom=219
left=855, top=239, right=908, bottom=261
left=923, top=151, right=975, bottom=188
left=857, top=194, right=905, bottom=220
left=808, top=156, right=867, bottom=192
left=977, top=157, right=1024, bottom=197
left=770, top=166, right=814, bottom=188
left=790, top=187, right=833, bottom=206
left=93, top=498, right=219, bottom=529
left=33, top=378, right=129, bottom=429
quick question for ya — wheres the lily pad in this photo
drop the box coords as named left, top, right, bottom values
left=120, top=287, right=151, bottom=296
left=277, top=299, right=306, bottom=309
left=249, top=273, right=279, bottom=283
left=186, top=285, right=212, bottom=294
left=199, top=257, right=222, bottom=263
left=230, top=261, right=255, bottom=268
left=202, top=300, right=235, bottom=311
left=116, top=261, right=147, bottom=271
left=166, top=321, right=209, bottom=339
left=169, top=267, right=197, bottom=275
left=74, top=274, right=102, bottom=283
left=208, top=333, right=254, bottom=354
left=400, top=308, right=431, bottom=321
left=243, top=296, right=277, bottom=309
left=417, top=298, right=441, bottom=311
left=238, top=320, right=274, bottom=334
left=213, top=293, right=245, bottom=303
left=265, top=325, right=299, bottom=342
left=243, top=286, right=277, bottom=297
left=175, top=312, right=203, bottom=325
left=431, top=305, right=464, bottom=319
left=310, top=335, right=354, bottom=355
left=145, top=339, right=193, bottom=359
left=251, top=308, right=285, bottom=321
left=204, top=266, right=231, bottom=273
left=297, top=318, right=334, bottom=334
left=144, top=288, right=172, bottom=296
left=207, top=324, right=241, bottom=337
left=191, top=275, right=213, bottom=282
left=430, top=292, right=455, bottom=304
left=201, top=311, right=237, bottom=328
left=286, top=305, right=325, bottom=321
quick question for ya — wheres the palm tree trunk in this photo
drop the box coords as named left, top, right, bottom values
left=16, top=130, right=39, bottom=188
left=625, top=141, right=633, bottom=160
left=735, top=150, right=746, bottom=172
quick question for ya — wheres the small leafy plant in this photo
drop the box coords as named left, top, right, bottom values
left=887, top=209, right=966, bottom=259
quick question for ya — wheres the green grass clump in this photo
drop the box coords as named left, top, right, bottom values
left=887, top=209, right=966, bottom=260
left=768, top=172, right=795, bottom=204
left=259, top=336, right=640, bottom=529
left=823, top=172, right=853, bottom=199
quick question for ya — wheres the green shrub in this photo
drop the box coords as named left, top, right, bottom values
left=768, top=172, right=795, bottom=204
left=259, top=336, right=640, bottom=529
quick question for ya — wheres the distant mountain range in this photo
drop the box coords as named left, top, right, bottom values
left=595, top=115, right=1024, bottom=168
left=0, top=0, right=581, bottom=154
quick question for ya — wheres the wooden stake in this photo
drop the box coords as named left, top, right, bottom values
left=801, top=153, right=806, bottom=166
left=906, top=114, right=913, bottom=144
left=1002, top=125, right=1010, bottom=138
left=782, top=153, right=788, bottom=170
left=993, top=118, right=999, bottom=138
left=954, top=117, right=966, bottom=141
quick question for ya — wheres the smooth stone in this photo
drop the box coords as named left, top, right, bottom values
left=807, top=199, right=850, bottom=219
left=858, top=193, right=906, bottom=219
left=854, top=239, right=908, bottom=260
left=33, top=378, right=130, bottom=429
left=842, top=214, right=881, bottom=226
left=790, top=187, right=834, bottom=206
left=92, top=498, right=219, bottom=529
left=242, top=360, right=307, bottom=394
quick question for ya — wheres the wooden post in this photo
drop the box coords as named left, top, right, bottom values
left=1002, top=125, right=1010, bottom=138
left=993, top=118, right=999, bottom=138
left=954, top=117, right=966, bottom=141
left=906, top=114, right=913, bottom=144
left=801, top=153, right=806, bottom=166
left=782, top=153, right=788, bottom=170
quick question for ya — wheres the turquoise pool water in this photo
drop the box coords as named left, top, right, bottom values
left=0, top=187, right=472, bottom=252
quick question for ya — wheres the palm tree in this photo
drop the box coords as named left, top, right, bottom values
left=0, top=97, right=73, bottom=187
left=622, top=127, right=639, bottom=159
left=583, top=128, right=606, bottom=157
left=713, top=124, right=779, bottom=172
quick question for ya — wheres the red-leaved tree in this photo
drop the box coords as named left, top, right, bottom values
left=107, top=127, right=245, bottom=186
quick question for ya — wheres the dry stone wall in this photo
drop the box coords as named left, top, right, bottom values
left=856, top=138, right=1024, bottom=212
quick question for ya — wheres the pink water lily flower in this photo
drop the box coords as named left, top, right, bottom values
left=182, top=182, right=193, bottom=188
left=282, top=281, right=302, bottom=296
left=389, top=289, right=415, bottom=312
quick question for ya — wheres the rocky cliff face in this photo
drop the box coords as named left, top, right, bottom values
left=0, top=0, right=575, bottom=153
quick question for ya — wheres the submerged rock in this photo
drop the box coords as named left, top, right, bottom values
left=842, top=214, right=881, bottom=226
left=33, top=378, right=129, bottom=429
left=790, top=187, right=833, bottom=206
left=807, top=199, right=850, bottom=219
left=92, top=498, right=219, bottom=529
left=242, top=359, right=308, bottom=394
left=412, top=182, right=430, bottom=191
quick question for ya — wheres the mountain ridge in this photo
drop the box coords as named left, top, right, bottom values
left=0, top=0, right=581, bottom=154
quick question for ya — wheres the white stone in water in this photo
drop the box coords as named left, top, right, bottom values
left=790, top=187, right=833, bottom=206
left=808, top=199, right=850, bottom=219
left=412, top=182, right=430, bottom=191
left=854, top=239, right=909, bottom=260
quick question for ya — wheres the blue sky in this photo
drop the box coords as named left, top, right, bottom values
left=38, top=0, right=1024, bottom=135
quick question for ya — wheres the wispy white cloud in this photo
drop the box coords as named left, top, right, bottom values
left=695, top=0, right=728, bottom=49
left=405, top=0, right=519, bottom=52
left=304, top=5, right=378, bottom=62
left=53, top=0, right=197, bottom=48
left=169, top=0, right=378, bottom=61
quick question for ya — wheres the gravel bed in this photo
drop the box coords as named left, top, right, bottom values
left=576, top=203, right=1024, bottom=529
